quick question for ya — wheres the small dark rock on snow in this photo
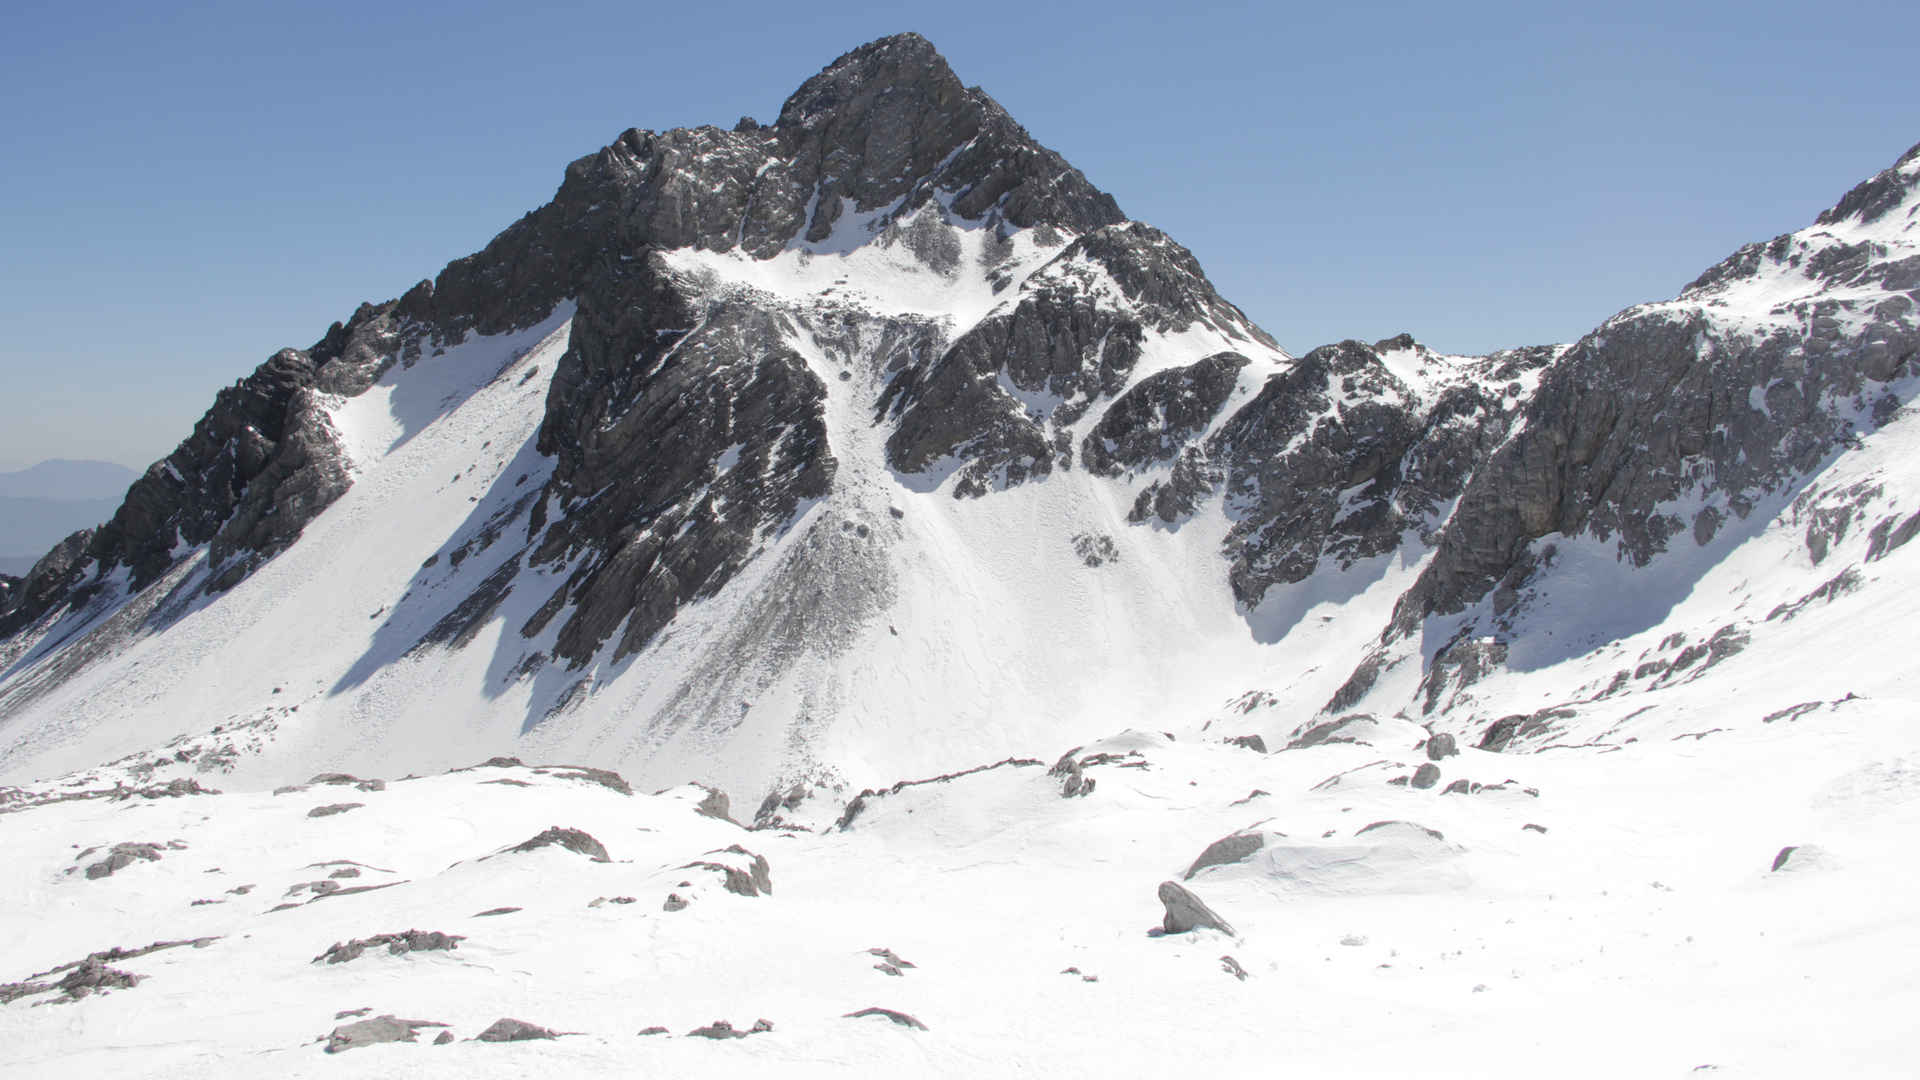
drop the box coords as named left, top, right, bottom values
left=476, top=1018, right=558, bottom=1042
left=845, top=1006, right=928, bottom=1030
left=313, top=930, right=464, bottom=965
left=507, top=825, right=610, bottom=862
left=686, top=1019, right=771, bottom=1039
left=1157, top=880, right=1234, bottom=935
left=324, top=1015, right=448, bottom=1053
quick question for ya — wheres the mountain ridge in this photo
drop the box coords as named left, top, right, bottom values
left=0, top=34, right=1914, bottom=812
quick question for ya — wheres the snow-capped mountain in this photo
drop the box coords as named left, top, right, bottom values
left=2, top=35, right=1918, bottom=1076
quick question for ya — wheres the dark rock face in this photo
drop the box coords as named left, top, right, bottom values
left=1386, top=157, right=1920, bottom=643
left=1195, top=341, right=1546, bottom=606
left=881, top=224, right=1270, bottom=499
left=526, top=282, right=836, bottom=665
left=508, top=35, right=1131, bottom=667
left=0, top=303, right=403, bottom=640
left=1411, top=763, right=1442, bottom=790
left=1425, top=732, right=1459, bottom=760
left=1083, top=351, right=1249, bottom=477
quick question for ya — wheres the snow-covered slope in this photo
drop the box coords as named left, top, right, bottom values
left=3, top=642, right=1916, bottom=1076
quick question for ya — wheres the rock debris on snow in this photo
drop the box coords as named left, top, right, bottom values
left=323, top=1014, right=449, bottom=1053
left=312, top=930, right=464, bottom=965
left=845, top=1006, right=928, bottom=1029
left=476, top=1018, right=560, bottom=1042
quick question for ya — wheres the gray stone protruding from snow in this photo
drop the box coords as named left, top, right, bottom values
left=506, top=825, right=610, bottom=862
left=1158, top=880, right=1234, bottom=935
left=308, top=802, right=364, bottom=818
left=310, top=773, right=364, bottom=786
left=1225, top=734, right=1267, bottom=753
left=1356, top=820, right=1445, bottom=841
left=324, top=1015, right=447, bottom=1054
left=695, top=785, right=733, bottom=821
left=80, top=842, right=167, bottom=880
left=1183, top=832, right=1266, bottom=880
left=845, top=1007, right=928, bottom=1030
left=868, top=947, right=917, bottom=969
left=1425, top=732, right=1458, bottom=760
left=687, top=1019, right=754, bottom=1039
left=476, top=1018, right=558, bottom=1042
left=313, top=930, right=465, bottom=965
left=1411, top=763, right=1442, bottom=789
left=534, top=765, right=631, bottom=795
left=433, top=1030, right=454, bottom=1045
left=682, top=845, right=774, bottom=896
left=1771, top=845, right=1798, bottom=871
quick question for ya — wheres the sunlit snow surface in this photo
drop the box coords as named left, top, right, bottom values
left=2, top=671, right=1916, bottom=1076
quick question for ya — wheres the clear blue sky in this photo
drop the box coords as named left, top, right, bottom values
left=2, top=0, right=1914, bottom=471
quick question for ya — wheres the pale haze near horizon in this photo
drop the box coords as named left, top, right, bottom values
left=1, top=0, right=1914, bottom=473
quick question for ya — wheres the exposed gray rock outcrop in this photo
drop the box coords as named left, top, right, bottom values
left=504, top=826, right=610, bottom=861
left=476, top=1018, right=560, bottom=1042
left=845, top=1007, right=927, bottom=1030
left=313, top=930, right=464, bottom=965
left=325, top=1015, right=449, bottom=1053
left=1184, top=832, right=1265, bottom=879
left=1157, top=880, right=1234, bottom=935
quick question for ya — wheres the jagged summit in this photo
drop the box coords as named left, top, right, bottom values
left=774, top=32, right=964, bottom=131
left=770, top=32, right=1123, bottom=240
left=1816, top=138, right=1920, bottom=227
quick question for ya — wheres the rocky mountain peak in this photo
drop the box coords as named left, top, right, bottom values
left=774, top=32, right=961, bottom=133
left=771, top=32, right=1123, bottom=242
left=1816, top=139, right=1920, bottom=227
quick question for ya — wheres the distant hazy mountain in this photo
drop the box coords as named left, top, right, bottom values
left=0, top=460, right=135, bottom=574
left=0, top=458, right=137, bottom=500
